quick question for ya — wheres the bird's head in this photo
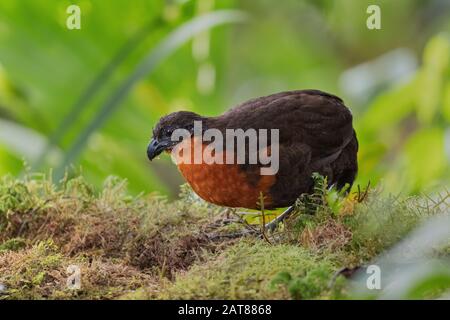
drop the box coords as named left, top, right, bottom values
left=147, top=111, right=204, bottom=161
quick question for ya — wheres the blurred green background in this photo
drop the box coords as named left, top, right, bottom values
left=0, top=0, right=449, bottom=198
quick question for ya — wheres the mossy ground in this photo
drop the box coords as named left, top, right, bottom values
left=0, top=173, right=448, bottom=299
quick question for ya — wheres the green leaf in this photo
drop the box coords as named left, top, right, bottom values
left=358, top=79, right=417, bottom=135
left=0, top=119, right=62, bottom=165
left=416, top=34, right=450, bottom=124
left=406, top=271, right=450, bottom=299
left=33, top=19, right=164, bottom=170
left=54, top=10, right=248, bottom=179
left=404, top=127, right=446, bottom=192
left=443, top=82, right=450, bottom=123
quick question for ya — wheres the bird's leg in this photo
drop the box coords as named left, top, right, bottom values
left=225, top=207, right=232, bottom=219
left=233, top=210, right=260, bottom=234
left=264, top=206, right=295, bottom=232
left=221, top=208, right=239, bottom=224
left=208, top=206, right=295, bottom=241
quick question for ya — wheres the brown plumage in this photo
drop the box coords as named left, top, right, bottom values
left=147, top=89, right=358, bottom=210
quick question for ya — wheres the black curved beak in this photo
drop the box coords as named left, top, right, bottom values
left=147, top=138, right=166, bottom=161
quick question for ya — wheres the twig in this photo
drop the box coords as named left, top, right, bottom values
left=259, top=192, right=272, bottom=244
left=355, top=181, right=371, bottom=202
left=206, top=229, right=256, bottom=241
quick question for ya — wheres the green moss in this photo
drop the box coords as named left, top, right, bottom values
left=271, top=265, right=338, bottom=299
left=158, top=241, right=339, bottom=299
left=342, top=193, right=445, bottom=262
left=0, top=240, right=157, bottom=300
left=0, top=240, right=63, bottom=299
left=0, top=174, right=223, bottom=274
left=0, top=174, right=448, bottom=300
left=0, top=238, right=27, bottom=252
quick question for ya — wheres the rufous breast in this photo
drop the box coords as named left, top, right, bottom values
left=171, top=137, right=275, bottom=209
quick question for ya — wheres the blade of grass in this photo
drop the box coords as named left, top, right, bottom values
left=54, top=10, right=248, bottom=180
left=32, top=19, right=164, bottom=170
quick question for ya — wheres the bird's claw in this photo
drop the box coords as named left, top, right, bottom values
left=263, top=206, right=295, bottom=232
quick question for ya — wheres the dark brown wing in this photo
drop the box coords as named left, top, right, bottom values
left=217, top=90, right=354, bottom=163
left=212, top=90, right=358, bottom=207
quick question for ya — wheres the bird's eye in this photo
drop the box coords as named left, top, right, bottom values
left=164, top=128, right=172, bottom=137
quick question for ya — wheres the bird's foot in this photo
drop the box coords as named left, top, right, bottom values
left=263, top=206, right=295, bottom=232
left=207, top=206, right=295, bottom=241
